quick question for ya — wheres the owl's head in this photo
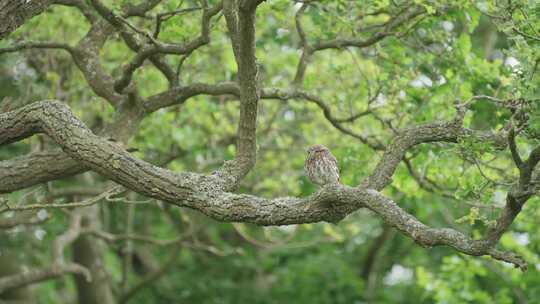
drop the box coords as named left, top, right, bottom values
left=307, top=144, right=329, bottom=155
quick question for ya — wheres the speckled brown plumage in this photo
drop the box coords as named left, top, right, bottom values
left=304, top=144, right=340, bottom=187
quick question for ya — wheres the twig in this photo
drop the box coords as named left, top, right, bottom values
left=153, top=7, right=202, bottom=38
left=0, top=186, right=125, bottom=213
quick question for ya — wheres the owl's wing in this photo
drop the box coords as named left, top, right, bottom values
left=329, top=152, right=339, bottom=175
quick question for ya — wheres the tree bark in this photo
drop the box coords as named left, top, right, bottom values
left=73, top=206, right=115, bottom=304
left=0, top=0, right=52, bottom=40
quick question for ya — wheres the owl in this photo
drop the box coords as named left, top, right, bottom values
left=304, top=144, right=340, bottom=187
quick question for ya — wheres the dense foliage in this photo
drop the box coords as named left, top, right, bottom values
left=0, top=0, right=539, bottom=303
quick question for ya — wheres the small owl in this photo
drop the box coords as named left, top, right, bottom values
left=304, top=144, right=340, bottom=187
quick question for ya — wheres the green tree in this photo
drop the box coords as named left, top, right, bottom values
left=0, top=0, right=539, bottom=303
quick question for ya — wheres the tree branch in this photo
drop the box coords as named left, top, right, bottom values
left=0, top=41, right=74, bottom=54
left=0, top=0, right=52, bottom=40
left=508, top=127, right=523, bottom=168
left=0, top=263, right=89, bottom=294
left=0, top=101, right=528, bottom=269
left=0, top=213, right=91, bottom=293
left=51, top=0, right=99, bottom=23
left=91, top=0, right=222, bottom=93
left=217, top=1, right=260, bottom=186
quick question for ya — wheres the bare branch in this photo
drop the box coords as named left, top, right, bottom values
left=290, top=4, right=425, bottom=88
left=107, top=2, right=222, bottom=93
left=144, top=82, right=238, bottom=112
left=0, top=263, right=90, bottom=294
left=0, top=213, right=91, bottom=293
left=89, top=230, right=183, bottom=246
left=292, top=3, right=310, bottom=86
left=0, top=213, right=48, bottom=229
left=513, top=27, right=540, bottom=42
left=0, top=186, right=124, bottom=213
left=0, top=41, right=74, bottom=54
left=153, top=7, right=203, bottom=38
left=262, top=88, right=384, bottom=149
left=52, top=213, right=82, bottom=262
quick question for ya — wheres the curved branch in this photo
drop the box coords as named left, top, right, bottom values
left=0, top=263, right=89, bottom=293
left=72, top=20, right=124, bottom=106
left=0, top=20, right=124, bottom=107
left=293, top=3, right=309, bottom=86
left=91, top=0, right=222, bottom=93
left=291, top=4, right=425, bottom=86
left=145, top=84, right=382, bottom=148
left=363, top=189, right=526, bottom=270
left=361, top=116, right=465, bottom=190
left=144, top=82, right=238, bottom=112
left=0, top=101, right=527, bottom=269
left=261, top=88, right=383, bottom=149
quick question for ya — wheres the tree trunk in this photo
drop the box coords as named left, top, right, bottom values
left=72, top=206, right=115, bottom=304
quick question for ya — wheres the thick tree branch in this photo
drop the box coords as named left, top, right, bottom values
left=123, top=0, right=162, bottom=17
left=144, top=82, right=238, bottom=112
left=0, top=97, right=145, bottom=194
left=362, top=189, right=526, bottom=270
left=0, top=101, right=527, bottom=269
left=361, top=113, right=465, bottom=190
left=51, top=0, right=98, bottom=23
left=0, top=151, right=83, bottom=193
left=217, top=2, right=260, bottom=186
left=72, top=20, right=124, bottom=106
left=482, top=143, right=540, bottom=249
left=0, top=0, right=52, bottom=40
